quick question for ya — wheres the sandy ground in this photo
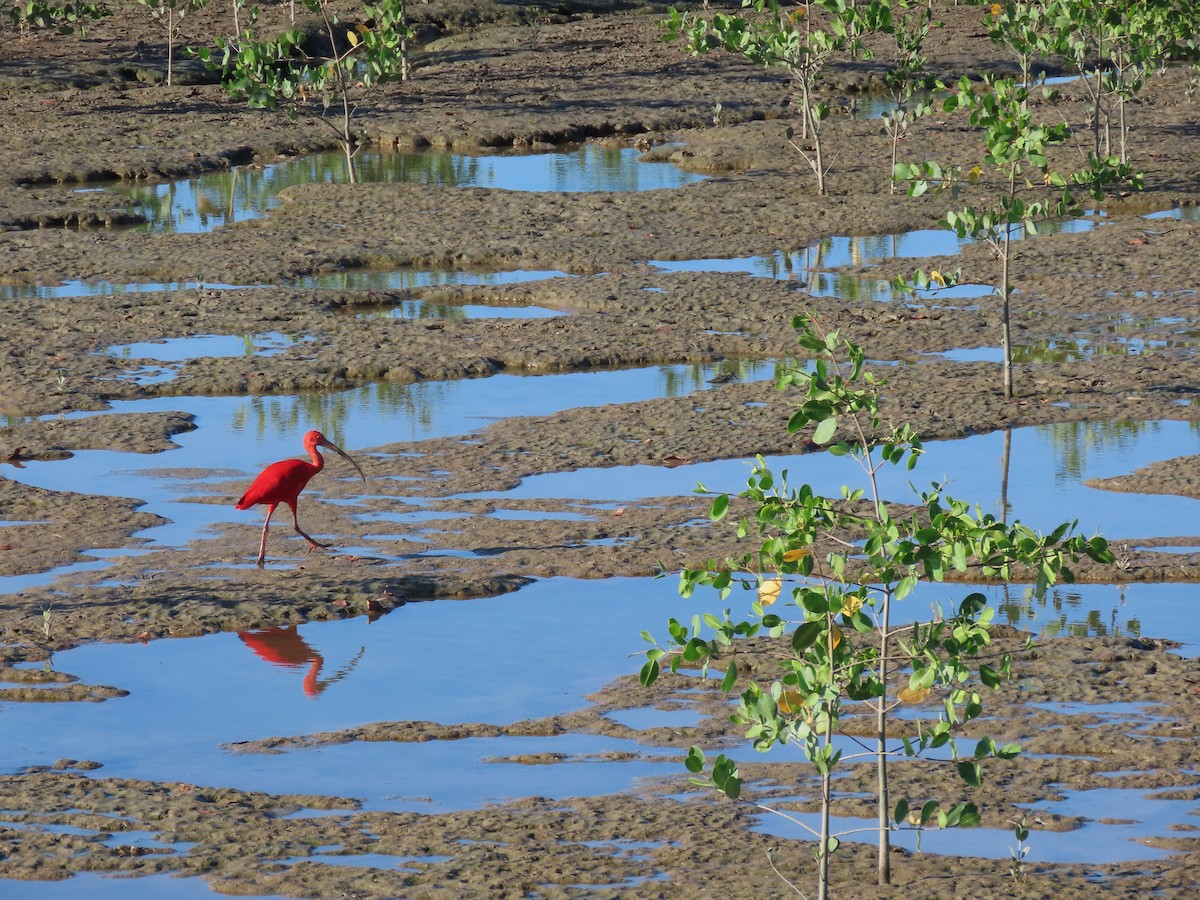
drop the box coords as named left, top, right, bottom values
left=2, top=0, right=1200, bottom=895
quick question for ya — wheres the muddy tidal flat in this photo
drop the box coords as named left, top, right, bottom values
left=2, top=0, right=1200, bottom=896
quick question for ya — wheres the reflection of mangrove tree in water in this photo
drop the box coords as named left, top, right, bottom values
left=302, top=268, right=570, bottom=293
left=997, top=585, right=1140, bottom=639
left=227, top=362, right=780, bottom=450
left=655, top=359, right=778, bottom=396
left=117, top=166, right=278, bottom=234
left=1013, top=328, right=1200, bottom=365
left=112, top=147, right=705, bottom=234
left=356, top=300, right=469, bottom=321
left=105, top=332, right=308, bottom=361
left=999, top=427, right=1012, bottom=523
left=230, top=382, right=452, bottom=449
left=1043, top=420, right=1200, bottom=483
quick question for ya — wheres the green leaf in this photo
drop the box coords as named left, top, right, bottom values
left=720, top=661, right=738, bottom=693
left=893, top=797, right=910, bottom=825
left=792, top=621, right=823, bottom=653
left=958, top=592, right=988, bottom=617
left=685, top=746, right=705, bottom=773
left=710, top=493, right=730, bottom=521
left=812, top=416, right=838, bottom=445
left=919, top=800, right=938, bottom=825
left=957, top=803, right=981, bottom=827
left=639, top=658, right=660, bottom=687
left=956, top=761, right=983, bottom=787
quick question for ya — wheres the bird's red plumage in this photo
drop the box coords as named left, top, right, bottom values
left=235, top=430, right=362, bottom=566
left=236, top=457, right=323, bottom=510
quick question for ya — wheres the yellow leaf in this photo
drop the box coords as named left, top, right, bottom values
left=829, top=625, right=842, bottom=651
left=842, top=594, right=863, bottom=615
left=346, top=29, right=359, bottom=47
left=778, top=690, right=805, bottom=714
left=990, top=3, right=1002, bottom=15
left=759, top=577, right=783, bottom=607
left=968, top=165, right=982, bottom=184
left=898, top=685, right=932, bottom=704
left=782, top=548, right=810, bottom=563
left=929, top=270, right=946, bottom=287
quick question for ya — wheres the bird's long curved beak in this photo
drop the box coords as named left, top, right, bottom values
left=319, top=437, right=366, bottom=482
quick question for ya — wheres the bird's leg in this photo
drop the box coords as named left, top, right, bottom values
left=289, top=503, right=331, bottom=553
left=257, top=504, right=278, bottom=567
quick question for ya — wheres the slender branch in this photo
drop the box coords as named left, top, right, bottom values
left=766, top=846, right=809, bottom=898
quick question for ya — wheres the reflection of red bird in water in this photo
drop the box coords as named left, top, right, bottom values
left=236, top=430, right=366, bottom=566
left=239, top=626, right=364, bottom=698
left=240, top=627, right=325, bottom=697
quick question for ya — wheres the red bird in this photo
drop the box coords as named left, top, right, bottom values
left=236, top=430, right=366, bottom=566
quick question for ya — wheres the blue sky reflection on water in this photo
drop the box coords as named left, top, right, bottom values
left=0, top=578, right=685, bottom=809
left=108, top=146, right=707, bottom=235
left=0, top=872, right=255, bottom=900
left=751, top=786, right=1190, bottom=864
left=0, top=572, right=1195, bottom=870
left=0, top=361, right=775, bottom=559
left=460, top=419, right=1200, bottom=542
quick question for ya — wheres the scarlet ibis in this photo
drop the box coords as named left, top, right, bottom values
left=239, top=626, right=326, bottom=697
left=236, top=430, right=366, bottom=566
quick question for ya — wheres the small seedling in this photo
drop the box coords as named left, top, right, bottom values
left=199, top=0, right=412, bottom=183
left=1008, top=816, right=1031, bottom=880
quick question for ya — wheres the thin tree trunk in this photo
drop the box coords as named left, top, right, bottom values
left=813, top=113, right=825, bottom=195
left=889, top=122, right=899, bottom=195
left=401, top=0, right=411, bottom=81
left=1118, top=93, right=1127, bottom=163
left=167, top=8, right=174, bottom=86
left=819, top=732, right=832, bottom=900
left=876, top=588, right=892, bottom=885
left=802, top=81, right=824, bottom=196
left=1001, top=220, right=1013, bottom=399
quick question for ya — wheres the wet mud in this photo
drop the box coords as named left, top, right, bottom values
left=2, top=0, right=1200, bottom=895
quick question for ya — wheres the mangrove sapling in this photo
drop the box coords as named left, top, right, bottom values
left=198, top=0, right=410, bottom=183
left=139, top=0, right=208, bottom=86
left=982, top=0, right=1054, bottom=89
left=5, top=0, right=108, bottom=37
left=1008, top=815, right=1031, bottom=881
left=662, top=0, right=876, bottom=195
left=879, top=0, right=933, bottom=194
left=1043, top=0, right=1197, bottom=164
left=227, top=0, right=249, bottom=38
left=893, top=74, right=1140, bottom=398
left=641, top=316, right=1113, bottom=899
